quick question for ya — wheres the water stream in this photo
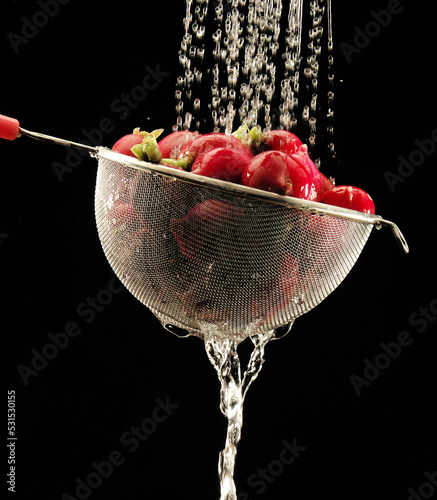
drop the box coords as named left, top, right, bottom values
left=175, top=0, right=335, bottom=166
left=205, top=330, right=276, bottom=499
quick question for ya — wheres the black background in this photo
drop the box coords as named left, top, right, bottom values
left=1, top=1, right=436, bottom=499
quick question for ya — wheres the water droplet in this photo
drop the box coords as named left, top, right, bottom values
left=293, top=293, right=305, bottom=306
left=164, top=323, right=190, bottom=338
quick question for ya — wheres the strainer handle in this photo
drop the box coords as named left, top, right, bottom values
left=0, top=113, right=98, bottom=154
left=377, top=218, right=410, bottom=254
left=0, top=114, right=20, bottom=141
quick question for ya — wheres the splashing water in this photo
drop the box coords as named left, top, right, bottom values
left=205, top=330, right=278, bottom=499
left=173, top=2, right=335, bottom=498
left=175, top=0, right=210, bottom=132
left=201, top=321, right=292, bottom=499
left=175, top=0, right=335, bottom=164
left=278, top=0, right=303, bottom=131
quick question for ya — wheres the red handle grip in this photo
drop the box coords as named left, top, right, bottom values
left=0, top=114, right=20, bottom=141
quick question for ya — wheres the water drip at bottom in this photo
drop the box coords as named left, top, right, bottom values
left=204, top=330, right=277, bottom=499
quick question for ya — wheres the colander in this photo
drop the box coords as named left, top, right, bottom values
left=1, top=115, right=408, bottom=343
left=1, top=114, right=409, bottom=499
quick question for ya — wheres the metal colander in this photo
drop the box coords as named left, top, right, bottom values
left=0, top=115, right=408, bottom=343
left=94, top=148, right=407, bottom=342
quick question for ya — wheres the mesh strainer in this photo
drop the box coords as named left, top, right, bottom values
left=94, top=148, right=408, bottom=342
left=0, top=116, right=409, bottom=343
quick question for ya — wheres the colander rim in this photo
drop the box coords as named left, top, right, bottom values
left=95, top=146, right=384, bottom=226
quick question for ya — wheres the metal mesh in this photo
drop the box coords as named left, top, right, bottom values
left=95, top=154, right=373, bottom=341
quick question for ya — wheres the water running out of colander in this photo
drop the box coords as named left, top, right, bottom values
left=205, top=330, right=278, bottom=499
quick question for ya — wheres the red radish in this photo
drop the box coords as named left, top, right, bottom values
left=242, top=150, right=312, bottom=199
left=170, top=199, right=244, bottom=259
left=110, top=202, right=137, bottom=228
left=321, top=185, right=375, bottom=214
left=112, top=133, right=144, bottom=158
left=158, top=131, right=199, bottom=159
left=178, top=133, right=253, bottom=162
left=262, top=129, right=302, bottom=155
left=113, top=129, right=164, bottom=162
left=232, top=125, right=302, bottom=156
left=288, top=146, right=324, bottom=201
left=191, top=147, right=250, bottom=183
left=288, top=146, right=336, bottom=201
left=274, top=253, right=300, bottom=305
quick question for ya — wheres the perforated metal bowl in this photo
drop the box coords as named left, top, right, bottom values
left=94, top=148, right=408, bottom=342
